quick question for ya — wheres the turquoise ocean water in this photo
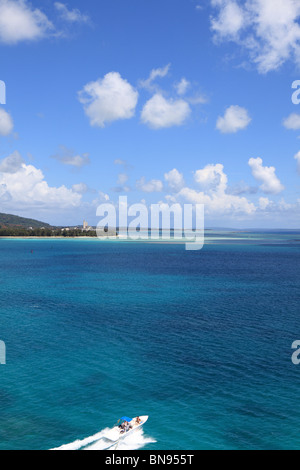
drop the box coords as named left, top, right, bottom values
left=0, top=233, right=300, bottom=450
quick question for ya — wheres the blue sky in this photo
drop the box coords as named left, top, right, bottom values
left=1, top=0, right=300, bottom=227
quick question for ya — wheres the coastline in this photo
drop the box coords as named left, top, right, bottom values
left=1, top=231, right=299, bottom=245
left=0, top=236, right=187, bottom=243
left=0, top=236, right=118, bottom=240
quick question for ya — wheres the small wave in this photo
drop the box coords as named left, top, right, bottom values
left=51, top=427, right=156, bottom=451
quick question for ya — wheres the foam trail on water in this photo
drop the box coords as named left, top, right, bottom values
left=51, top=428, right=112, bottom=451
left=85, top=428, right=156, bottom=451
left=51, top=428, right=156, bottom=451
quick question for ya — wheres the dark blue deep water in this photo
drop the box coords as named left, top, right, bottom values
left=0, top=236, right=300, bottom=450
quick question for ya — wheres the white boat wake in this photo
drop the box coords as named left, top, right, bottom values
left=51, top=427, right=156, bottom=451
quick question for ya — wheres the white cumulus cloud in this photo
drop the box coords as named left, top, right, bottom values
left=72, top=183, right=89, bottom=194
left=0, top=159, right=81, bottom=210
left=211, top=0, right=246, bottom=39
left=248, top=157, right=284, bottom=194
left=79, top=72, right=139, bottom=128
left=175, top=78, right=190, bottom=96
left=259, top=197, right=270, bottom=210
left=164, top=168, right=185, bottom=192
left=283, top=113, right=300, bottom=130
left=0, top=150, right=23, bottom=173
left=51, top=146, right=90, bottom=168
left=210, top=0, right=300, bottom=73
left=136, top=177, right=163, bottom=193
left=163, top=163, right=256, bottom=216
left=0, top=0, right=53, bottom=44
left=194, top=163, right=228, bottom=192
left=0, top=108, right=13, bottom=135
left=141, top=94, right=191, bottom=129
left=216, top=105, right=251, bottom=134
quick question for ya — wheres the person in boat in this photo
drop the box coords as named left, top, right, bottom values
left=136, top=417, right=142, bottom=425
left=119, top=421, right=127, bottom=433
left=125, top=421, right=132, bottom=432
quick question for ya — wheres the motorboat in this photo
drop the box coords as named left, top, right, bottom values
left=103, top=416, right=149, bottom=443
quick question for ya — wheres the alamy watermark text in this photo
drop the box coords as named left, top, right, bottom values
left=292, top=341, right=300, bottom=365
left=0, top=80, right=6, bottom=105
left=96, top=196, right=204, bottom=251
left=0, top=341, right=6, bottom=365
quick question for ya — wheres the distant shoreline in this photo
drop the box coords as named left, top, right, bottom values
left=0, top=236, right=117, bottom=240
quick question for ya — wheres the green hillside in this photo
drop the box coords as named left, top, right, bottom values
left=0, top=213, right=51, bottom=229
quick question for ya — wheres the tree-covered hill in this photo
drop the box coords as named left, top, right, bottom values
left=0, top=213, right=51, bottom=229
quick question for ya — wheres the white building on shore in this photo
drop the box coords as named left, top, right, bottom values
left=82, top=220, right=93, bottom=232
